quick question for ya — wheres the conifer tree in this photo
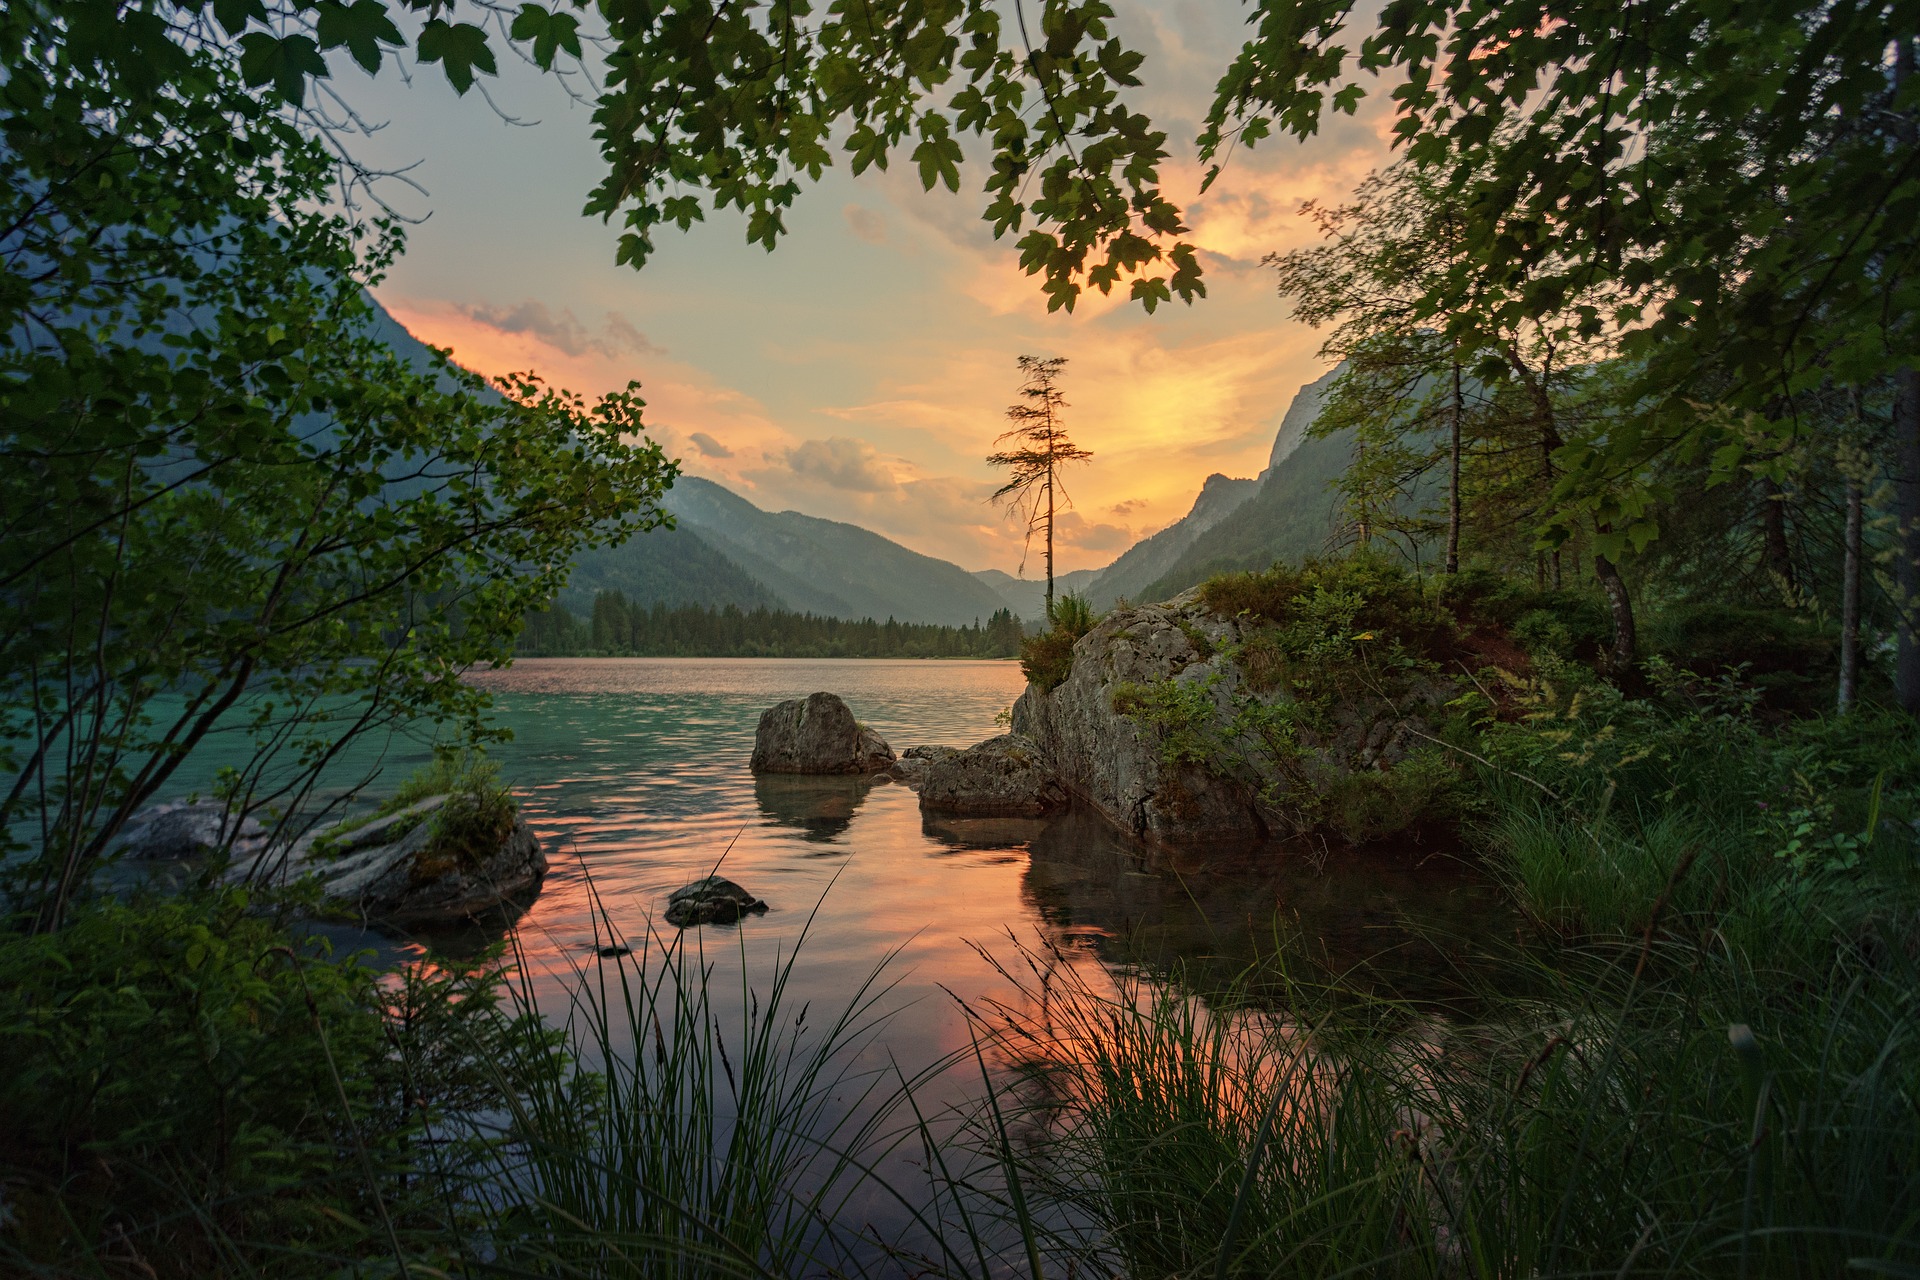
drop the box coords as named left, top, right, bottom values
left=988, top=357, right=1093, bottom=623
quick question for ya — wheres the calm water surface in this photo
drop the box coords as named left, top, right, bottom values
left=155, top=657, right=1511, bottom=1245
left=392, top=659, right=1512, bottom=1042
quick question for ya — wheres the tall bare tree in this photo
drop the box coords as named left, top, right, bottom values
left=987, top=356, right=1092, bottom=623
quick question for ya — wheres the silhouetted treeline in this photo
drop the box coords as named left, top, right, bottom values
left=518, top=592, right=1026, bottom=658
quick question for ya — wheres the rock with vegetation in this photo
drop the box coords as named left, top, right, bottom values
left=664, top=876, right=768, bottom=927
left=918, top=735, right=1067, bottom=817
left=232, top=755, right=545, bottom=925
left=1014, top=559, right=1482, bottom=847
left=750, top=692, right=895, bottom=774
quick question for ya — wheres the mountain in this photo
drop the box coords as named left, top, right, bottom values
left=354, top=295, right=1023, bottom=626
left=1078, top=473, right=1260, bottom=609
left=658, top=477, right=1021, bottom=627
left=559, top=526, right=781, bottom=616
left=1259, top=365, right=1344, bottom=479
left=1129, top=367, right=1357, bottom=603
left=972, top=567, right=1102, bottom=623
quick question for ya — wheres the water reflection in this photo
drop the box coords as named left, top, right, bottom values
left=1021, top=808, right=1515, bottom=1007
left=754, top=774, right=879, bottom=843
left=152, top=658, right=1514, bottom=1057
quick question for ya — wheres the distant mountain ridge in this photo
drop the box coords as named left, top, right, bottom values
left=366, top=294, right=1355, bottom=626
left=1079, top=473, right=1260, bottom=609
left=1126, top=364, right=1357, bottom=602
left=664, top=477, right=1018, bottom=627
left=971, top=567, right=1102, bottom=622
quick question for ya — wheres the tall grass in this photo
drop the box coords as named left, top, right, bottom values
left=12, top=885, right=1918, bottom=1276
left=966, top=929, right=1920, bottom=1277
left=452, top=892, right=1024, bottom=1278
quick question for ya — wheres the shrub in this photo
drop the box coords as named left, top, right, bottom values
left=0, top=892, right=544, bottom=1277
left=309, top=748, right=516, bottom=867
left=1202, top=554, right=1455, bottom=660
left=1020, top=592, right=1100, bottom=692
left=1322, top=747, right=1467, bottom=843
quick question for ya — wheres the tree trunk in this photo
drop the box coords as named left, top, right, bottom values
left=1446, top=359, right=1463, bottom=574
left=1044, top=471, right=1056, bottom=625
left=1759, top=476, right=1797, bottom=599
left=1897, top=368, right=1920, bottom=713
left=1839, top=470, right=1863, bottom=713
left=1593, top=538, right=1636, bottom=674
left=1355, top=439, right=1372, bottom=546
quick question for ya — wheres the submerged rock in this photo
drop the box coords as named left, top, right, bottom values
left=664, top=876, right=768, bottom=927
left=111, top=800, right=265, bottom=861
left=751, top=692, right=894, bottom=775
left=919, top=735, right=1067, bottom=817
left=889, top=744, right=960, bottom=789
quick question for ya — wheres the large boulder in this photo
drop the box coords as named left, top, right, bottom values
left=1012, top=589, right=1456, bottom=847
left=919, top=735, right=1067, bottom=817
left=750, top=692, right=895, bottom=775
left=346, top=817, right=546, bottom=925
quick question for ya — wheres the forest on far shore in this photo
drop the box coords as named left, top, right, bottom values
left=517, top=592, right=1028, bottom=658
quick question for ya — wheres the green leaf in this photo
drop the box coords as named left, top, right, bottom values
left=211, top=0, right=268, bottom=36
left=416, top=20, right=497, bottom=94
left=1129, top=276, right=1171, bottom=314
left=315, top=0, right=404, bottom=75
left=509, top=5, right=582, bottom=69
left=237, top=32, right=330, bottom=106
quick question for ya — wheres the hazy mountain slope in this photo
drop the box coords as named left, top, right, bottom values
left=558, top=526, right=783, bottom=616
left=1080, top=473, right=1259, bottom=608
left=1260, top=365, right=1344, bottom=478
left=972, top=567, right=1102, bottom=623
left=665, top=477, right=1019, bottom=626
left=1137, top=426, right=1355, bottom=601
left=1130, top=366, right=1360, bottom=604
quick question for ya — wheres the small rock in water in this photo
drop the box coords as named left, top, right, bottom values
left=664, top=876, right=768, bottom=928
left=596, top=944, right=633, bottom=958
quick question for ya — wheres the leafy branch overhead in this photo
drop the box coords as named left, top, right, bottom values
left=49, top=0, right=1920, bottom=346
left=65, top=0, right=1200, bottom=314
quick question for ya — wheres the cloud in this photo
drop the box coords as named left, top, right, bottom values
left=785, top=437, right=899, bottom=492
left=461, top=300, right=662, bottom=359
left=1054, top=511, right=1134, bottom=552
left=687, top=431, right=734, bottom=458
left=843, top=204, right=888, bottom=245
left=1110, top=498, right=1149, bottom=516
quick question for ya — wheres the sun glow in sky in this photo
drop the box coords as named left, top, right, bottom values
left=349, top=2, right=1398, bottom=574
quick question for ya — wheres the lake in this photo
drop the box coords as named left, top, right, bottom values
left=338, top=658, right=1513, bottom=1041
left=155, top=656, right=1519, bottom=1255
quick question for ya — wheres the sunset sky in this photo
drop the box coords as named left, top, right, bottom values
left=346, top=2, right=1399, bottom=575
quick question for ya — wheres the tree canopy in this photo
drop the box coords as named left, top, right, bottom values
left=2, top=6, right=676, bottom=925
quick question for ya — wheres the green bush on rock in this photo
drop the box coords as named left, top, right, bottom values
left=1019, top=592, right=1101, bottom=692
